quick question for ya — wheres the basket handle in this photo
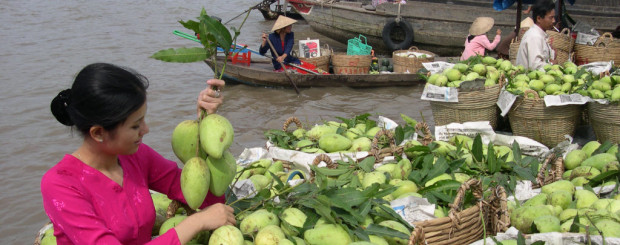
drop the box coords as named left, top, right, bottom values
left=407, top=46, right=420, bottom=52
left=522, top=89, right=540, bottom=100
left=282, top=117, right=303, bottom=131
left=166, top=200, right=196, bottom=219
left=358, top=34, right=367, bottom=44
left=369, top=129, right=402, bottom=162
left=559, top=28, right=570, bottom=36
left=535, top=153, right=555, bottom=187
left=448, top=179, right=483, bottom=214
left=309, top=154, right=338, bottom=181
left=415, top=122, right=433, bottom=146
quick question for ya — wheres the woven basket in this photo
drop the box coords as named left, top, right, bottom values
left=546, top=28, right=574, bottom=53
left=34, top=222, right=53, bottom=245
left=393, top=46, right=436, bottom=73
left=299, top=44, right=332, bottom=73
left=408, top=179, right=509, bottom=245
left=509, top=40, right=520, bottom=65
left=594, top=32, right=620, bottom=65
left=331, top=52, right=371, bottom=74
left=430, top=84, right=502, bottom=129
left=517, top=27, right=529, bottom=41
left=574, top=42, right=612, bottom=66
left=588, top=102, right=620, bottom=144
left=554, top=50, right=573, bottom=65
left=507, top=90, right=582, bottom=148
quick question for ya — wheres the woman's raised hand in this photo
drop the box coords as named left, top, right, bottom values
left=197, top=79, right=225, bottom=116
left=496, top=28, right=502, bottom=36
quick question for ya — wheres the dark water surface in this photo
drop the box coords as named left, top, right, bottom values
left=0, top=1, right=432, bottom=243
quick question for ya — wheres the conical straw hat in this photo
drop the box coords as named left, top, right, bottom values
left=271, top=15, right=297, bottom=32
left=520, top=17, right=534, bottom=28
left=469, top=17, right=494, bottom=36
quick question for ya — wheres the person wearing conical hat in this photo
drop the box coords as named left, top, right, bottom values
left=460, top=17, right=502, bottom=60
left=259, top=15, right=301, bottom=71
left=516, top=0, right=556, bottom=71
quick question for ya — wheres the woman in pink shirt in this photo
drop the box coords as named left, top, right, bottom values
left=460, top=17, right=502, bottom=61
left=42, top=63, right=235, bottom=244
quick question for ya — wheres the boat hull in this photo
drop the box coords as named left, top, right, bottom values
left=289, top=0, right=620, bottom=56
left=205, top=57, right=425, bottom=88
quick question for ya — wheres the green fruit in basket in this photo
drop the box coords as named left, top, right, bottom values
left=539, top=74, right=554, bottom=84
left=292, top=128, right=306, bottom=139
left=591, top=199, right=613, bottom=210
left=533, top=215, right=561, bottom=233
left=304, top=224, right=352, bottom=245
left=433, top=74, right=448, bottom=86
left=472, top=64, right=486, bottom=76
left=565, top=149, right=587, bottom=170
left=444, top=68, right=462, bottom=82
left=344, top=128, right=364, bottom=141
left=40, top=227, right=56, bottom=245
left=378, top=220, right=411, bottom=245
left=571, top=176, right=589, bottom=187
left=306, top=125, right=338, bottom=141
left=575, top=189, right=599, bottom=209
left=369, top=235, right=389, bottom=245
left=264, top=160, right=284, bottom=182
left=453, top=63, right=468, bottom=73
left=562, top=170, right=572, bottom=180
left=301, top=147, right=325, bottom=154
left=548, top=190, right=572, bottom=210
left=463, top=72, right=478, bottom=81
left=403, top=140, right=424, bottom=159
left=515, top=73, right=530, bottom=82
left=498, top=240, right=517, bottom=245
left=595, top=220, right=620, bottom=238
left=523, top=193, right=548, bottom=207
left=559, top=208, right=578, bottom=222
left=511, top=205, right=555, bottom=233
left=589, top=89, right=605, bottom=99
left=424, top=173, right=452, bottom=187
left=611, top=86, right=620, bottom=102
left=159, top=215, right=187, bottom=235
left=581, top=153, right=617, bottom=171
left=390, top=179, right=418, bottom=198
left=209, top=225, right=244, bottom=245
left=249, top=174, right=271, bottom=190
left=561, top=82, right=572, bottom=93
left=541, top=180, right=575, bottom=195
left=600, top=76, right=613, bottom=85
left=482, top=56, right=497, bottom=65
left=582, top=141, right=601, bottom=157
left=499, top=60, right=512, bottom=71
left=537, top=91, right=547, bottom=98
left=365, top=127, right=382, bottom=138
left=433, top=141, right=456, bottom=156
left=609, top=144, right=619, bottom=155
left=603, top=161, right=620, bottom=172
left=570, top=165, right=600, bottom=180
left=562, top=74, right=575, bottom=84
left=280, top=207, right=306, bottom=236
left=593, top=80, right=612, bottom=92
left=349, top=137, right=371, bottom=152
left=529, top=80, right=545, bottom=91
left=545, top=83, right=562, bottom=95
left=318, top=133, right=352, bottom=153
left=255, top=225, right=286, bottom=245
left=181, top=157, right=210, bottom=210
left=296, top=139, right=315, bottom=150
left=362, top=171, right=387, bottom=188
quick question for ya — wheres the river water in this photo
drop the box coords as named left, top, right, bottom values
left=0, top=0, right=433, bottom=243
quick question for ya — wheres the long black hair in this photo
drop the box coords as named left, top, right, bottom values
left=51, top=63, right=149, bottom=136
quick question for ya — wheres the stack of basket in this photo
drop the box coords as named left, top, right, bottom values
left=392, top=46, right=435, bottom=73
left=588, top=102, right=620, bottom=144
left=430, top=81, right=503, bottom=129
left=299, top=44, right=333, bottom=73
left=546, top=28, right=574, bottom=65
left=593, top=32, right=620, bottom=65
left=507, top=90, right=582, bottom=148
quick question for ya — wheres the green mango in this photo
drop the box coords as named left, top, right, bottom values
left=433, top=141, right=456, bottom=156
left=209, top=225, right=244, bottom=245
left=548, top=190, right=572, bottom=210
left=292, top=128, right=306, bottom=139
left=510, top=205, right=555, bottom=233
left=181, top=157, right=210, bottom=210
left=389, top=179, right=418, bottom=199
left=344, top=128, right=364, bottom=140
left=582, top=141, right=601, bottom=157
left=362, top=171, right=387, bottom=188
left=365, top=127, right=382, bottom=138
left=403, top=140, right=423, bottom=159
left=564, top=149, right=587, bottom=170
left=40, top=227, right=56, bottom=245
left=571, top=176, right=589, bottom=186
left=541, top=180, right=575, bottom=195
left=349, top=137, right=371, bottom=152
left=306, top=125, right=338, bottom=141
left=206, top=150, right=237, bottom=196
left=292, top=237, right=306, bottom=245
left=378, top=220, right=410, bottom=245
left=533, top=215, right=561, bottom=233
left=369, top=235, right=389, bottom=245
left=562, top=170, right=572, bottom=180
left=393, top=157, right=412, bottom=180
left=558, top=208, right=577, bottom=222
left=254, top=225, right=286, bottom=245
left=591, top=199, right=613, bottom=210
left=570, top=165, right=600, bottom=180
left=318, top=133, right=352, bottom=153
left=199, top=113, right=234, bottom=159
left=523, top=193, right=548, bottom=207
left=171, top=120, right=207, bottom=164
left=151, top=192, right=173, bottom=217
left=304, top=224, right=351, bottom=245
left=249, top=174, right=271, bottom=190
left=240, top=209, right=279, bottom=236
left=595, top=220, right=620, bottom=238
left=498, top=240, right=517, bottom=245
left=264, top=160, right=284, bottom=182
left=280, top=207, right=307, bottom=236
left=581, top=153, right=617, bottom=171
left=575, top=189, right=599, bottom=209
left=424, top=173, right=451, bottom=187
left=159, top=215, right=187, bottom=235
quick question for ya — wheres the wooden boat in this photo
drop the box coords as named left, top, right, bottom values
left=257, top=0, right=303, bottom=20
left=288, top=0, right=620, bottom=56
left=204, top=57, right=425, bottom=88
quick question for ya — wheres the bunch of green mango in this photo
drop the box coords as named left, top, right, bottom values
left=170, top=113, right=236, bottom=210
left=234, top=158, right=305, bottom=196
left=563, top=140, right=619, bottom=187
left=426, top=55, right=519, bottom=88
left=585, top=75, right=620, bottom=101
left=508, top=179, right=620, bottom=237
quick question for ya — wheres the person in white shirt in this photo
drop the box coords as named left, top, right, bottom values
left=516, top=0, right=556, bottom=71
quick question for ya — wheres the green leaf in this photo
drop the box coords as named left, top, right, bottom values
left=325, top=187, right=368, bottom=207
left=592, top=140, right=614, bottom=155
left=422, top=156, right=450, bottom=184
left=150, top=47, right=209, bottom=63
left=359, top=200, right=371, bottom=217
left=312, top=166, right=351, bottom=177
left=358, top=157, right=375, bottom=172
left=299, top=197, right=335, bottom=224
left=419, top=179, right=462, bottom=194
left=517, top=231, right=526, bottom=245
left=199, top=12, right=232, bottom=56
left=179, top=19, right=199, bottom=33
left=487, top=141, right=499, bottom=173
left=352, top=226, right=370, bottom=242
left=365, top=224, right=410, bottom=240
left=569, top=215, right=580, bottom=232
left=472, top=134, right=484, bottom=162
left=584, top=170, right=619, bottom=187
left=394, top=126, right=404, bottom=145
